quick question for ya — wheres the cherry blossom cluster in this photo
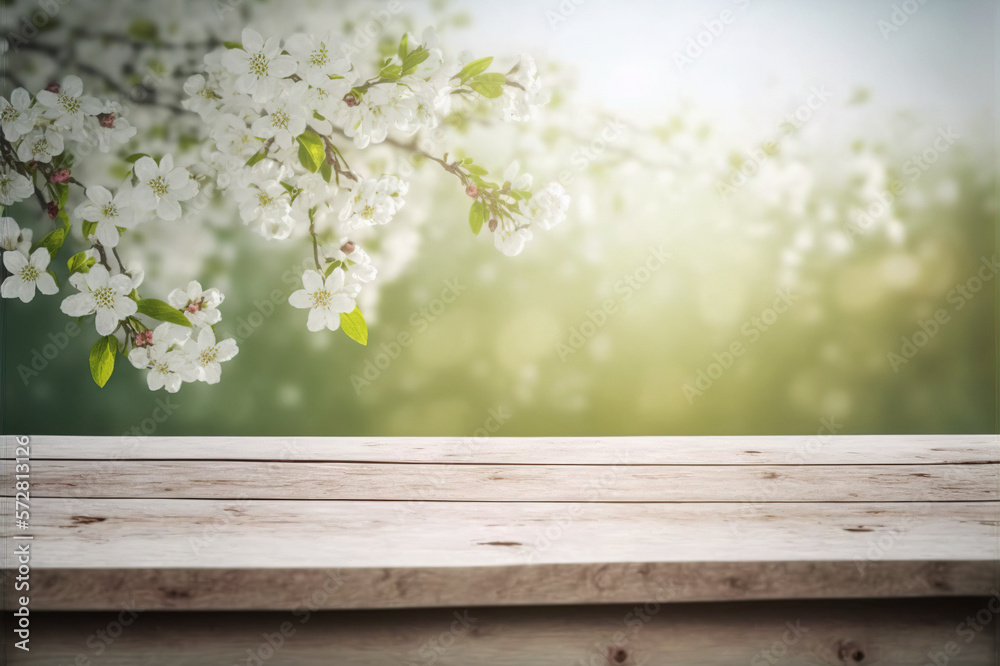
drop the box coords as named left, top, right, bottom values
left=1, top=77, right=238, bottom=391
left=1, top=24, right=567, bottom=391
left=183, top=27, right=569, bottom=335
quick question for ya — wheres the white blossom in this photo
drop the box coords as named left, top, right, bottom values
left=16, top=127, right=64, bottom=163
left=285, top=32, right=352, bottom=86
left=1, top=248, right=58, bottom=302
left=167, top=280, right=224, bottom=327
left=182, top=326, right=239, bottom=384
left=0, top=165, right=33, bottom=205
left=76, top=184, right=135, bottom=248
left=0, top=217, right=31, bottom=253
left=289, top=269, right=360, bottom=332
left=35, top=75, right=102, bottom=133
left=526, top=182, right=570, bottom=230
left=250, top=80, right=309, bottom=149
left=128, top=324, right=198, bottom=393
left=339, top=175, right=406, bottom=230
left=60, top=264, right=137, bottom=336
left=133, top=154, right=198, bottom=221
left=220, top=28, right=297, bottom=103
left=0, top=88, right=39, bottom=142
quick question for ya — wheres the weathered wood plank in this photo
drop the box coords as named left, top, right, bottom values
left=3, top=434, right=997, bottom=464
left=7, top=599, right=997, bottom=665
left=6, top=499, right=995, bottom=569
left=4, top=459, right=996, bottom=502
left=7, top=561, right=993, bottom=611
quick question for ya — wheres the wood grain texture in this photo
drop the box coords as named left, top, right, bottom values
left=4, top=459, right=996, bottom=501
left=6, top=599, right=998, bottom=665
left=1, top=497, right=995, bottom=568
left=7, top=561, right=995, bottom=611
left=4, top=434, right=997, bottom=464
left=1, top=436, right=996, bottom=612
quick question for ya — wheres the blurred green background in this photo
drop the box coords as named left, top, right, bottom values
left=1, top=0, right=997, bottom=436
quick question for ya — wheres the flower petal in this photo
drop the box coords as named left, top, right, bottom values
left=288, top=289, right=312, bottom=309
left=301, top=270, right=323, bottom=292
left=306, top=307, right=326, bottom=332
left=95, top=309, right=119, bottom=336
left=35, top=271, right=58, bottom=295
left=61, top=293, right=96, bottom=316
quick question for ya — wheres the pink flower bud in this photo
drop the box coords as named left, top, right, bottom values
left=187, top=301, right=202, bottom=313
left=97, top=112, right=116, bottom=129
left=49, top=168, right=71, bottom=183
left=44, top=81, right=60, bottom=94
left=46, top=201, right=59, bottom=219
left=343, top=94, right=359, bottom=107
left=465, top=184, right=479, bottom=198
left=340, top=241, right=356, bottom=255
left=488, top=219, right=498, bottom=233
left=145, top=330, right=154, bottom=344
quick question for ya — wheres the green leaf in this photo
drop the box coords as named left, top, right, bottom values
left=465, top=164, right=488, bottom=176
left=511, top=189, right=532, bottom=201
left=401, top=47, right=429, bottom=77
left=124, top=153, right=149, bottom=164
left=379, top=63, right=402, bottom=81
left=469, top=199, right=486, bottom=235
left=127, top=18, right=158, bottom=42
left=89, top=335, right=117, bottom=388
left=472, top=176, right=499, bottom=190
left=398, top=33, right=409, bottom=60
left=33, top=228, right=67, bottom=258
left=339, top=307, right=368, bottom=346
left=135, top=298, right=192, bottom=327
left=223, top=41, right=243, bottom=49
left=324, top=260, right=342, bottom=277
left=320, top=161, right=333, bottom=184
left=54, top=182, right=69, bottom=208
left=468, top=72, right=506, bottom=98
left=245, top=149, right=267, bottom=167
left=82, top=220, right=97, bottom=238
left=67, top=251, right=96, bottom=275
left=456, top=57, right=493, bottom=84
left=296, top=130, right=325, bottom=173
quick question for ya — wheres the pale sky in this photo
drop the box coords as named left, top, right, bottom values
left=452, top=0, right=995, bottom=132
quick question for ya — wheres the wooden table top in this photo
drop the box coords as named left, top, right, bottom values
left=2, top=434, right=997, bottom=611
